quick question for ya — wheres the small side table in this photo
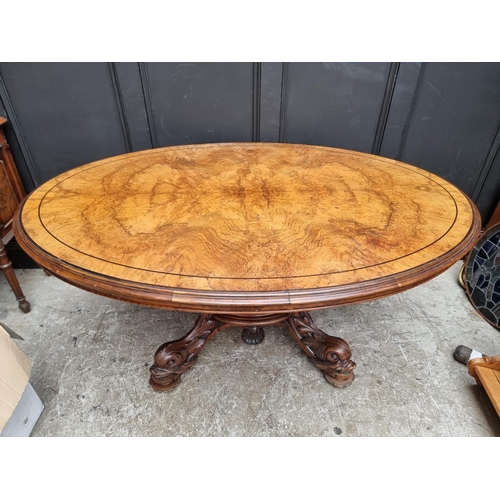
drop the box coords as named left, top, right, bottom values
left=0, top=116, right=30, bottom=312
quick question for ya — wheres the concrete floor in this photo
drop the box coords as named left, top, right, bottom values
left=1, top=261, right=499, bottom=437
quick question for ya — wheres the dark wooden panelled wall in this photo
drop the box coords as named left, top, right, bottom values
left=1, top=62, right=500, bottom=267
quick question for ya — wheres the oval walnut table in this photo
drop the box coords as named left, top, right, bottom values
left=13, top=143, right=481, bottom=391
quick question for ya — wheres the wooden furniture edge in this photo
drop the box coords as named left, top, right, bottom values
left=0, top=118, right=27, bottom=203
left=468, top=356, right=500, bottom=417
left=13, top=194, right=481, bottom=314
left=0, top=117, right=30, bottom=312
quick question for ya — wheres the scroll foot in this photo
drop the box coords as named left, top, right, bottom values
left=281, top=312, right=356, bottom=388
left=150, top=314, right=223, bottom=392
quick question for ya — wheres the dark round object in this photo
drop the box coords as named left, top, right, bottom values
left=242, top=326, right=265, bottom=345
left=453, top=345, right=473, bottom=364
left=465, top=223, right=500, bottom=329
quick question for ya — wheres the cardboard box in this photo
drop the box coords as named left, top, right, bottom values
left=0, top=324, right=43, bottom=436
left=1, top=382, right=44, bottom=437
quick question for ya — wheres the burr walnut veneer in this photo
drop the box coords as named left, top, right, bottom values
left=13, top=143, right=481, bottom=391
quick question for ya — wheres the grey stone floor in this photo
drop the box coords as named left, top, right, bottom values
left=1, top=262, right=499, bottom=437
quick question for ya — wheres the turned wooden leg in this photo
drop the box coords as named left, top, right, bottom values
left=281, top=311, right=356, bottom=387
left=150, top=314, right=224, bottom=392
left=0, top=241, right=30, bottom=313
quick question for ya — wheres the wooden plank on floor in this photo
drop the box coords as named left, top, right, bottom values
left=468, top=356, right=500, bottom=417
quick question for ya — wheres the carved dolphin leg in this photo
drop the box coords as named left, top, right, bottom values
left=281, top=312, right=356, bottom=387
left=150, top=314, right=224, bottom=392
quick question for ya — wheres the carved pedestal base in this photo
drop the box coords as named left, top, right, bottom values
left=150, top=314, right=224, bottom=392
left=150, top=311, right=356, bottom=392
left=281, top=312, right=356, bottom=388
left=242, top=325, right=265, bottom=344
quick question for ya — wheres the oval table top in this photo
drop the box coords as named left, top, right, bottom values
left=14, top=143, right=481, bottom=313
